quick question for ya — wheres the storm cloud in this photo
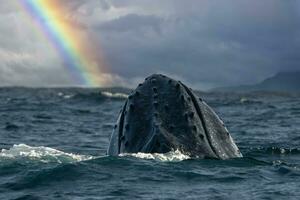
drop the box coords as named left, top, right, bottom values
left=0, top=0, right=299, bottom=89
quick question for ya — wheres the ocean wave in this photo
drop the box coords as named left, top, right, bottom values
left=100, top=91, right=128, bottom=99
left=239, top=97, right=263, bottom=104
left=57, top=92, right=74, bottom=99
left=60, top=91, right=128, bottom=102
left=0, top=144, right=94, bottom=164
left=120, top=149, right=191, bottom=162
left=246, top=147, right=300, bottom=156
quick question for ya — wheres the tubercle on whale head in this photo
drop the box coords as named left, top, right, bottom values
left=107, top=73, right=242, bottom=159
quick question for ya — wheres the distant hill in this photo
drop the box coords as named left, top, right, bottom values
left=213, top=71, right=300, bottom=93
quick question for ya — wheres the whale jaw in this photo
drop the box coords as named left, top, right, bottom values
left=107, top=74, right=242, bottom=159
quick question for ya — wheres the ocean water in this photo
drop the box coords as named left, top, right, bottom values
left=0, top=87, right=300, bottom=200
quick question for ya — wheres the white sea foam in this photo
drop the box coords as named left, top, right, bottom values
left=101, top=91, right=128, bottom=99
left=240, top=97, right=248, bottom=103
left=63, top=94, right=74, bottom=99
left=0, top=145, right=190, bottom=164
left=57, top=92, right=74, bottom=99
left=120, top=149, right=190, bottom=162
left=0, top=144, right=94, bottom=164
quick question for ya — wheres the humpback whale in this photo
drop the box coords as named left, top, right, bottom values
left=107, top=74, right=242, bottom=159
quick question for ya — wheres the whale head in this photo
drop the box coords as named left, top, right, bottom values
left=107, top=74, right=242, bottom=159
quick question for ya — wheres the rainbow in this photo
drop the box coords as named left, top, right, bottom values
left=20, top=0, right=106, bottom=86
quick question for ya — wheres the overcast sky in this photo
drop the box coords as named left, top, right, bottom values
left=0, top=0, right=299, bottom=89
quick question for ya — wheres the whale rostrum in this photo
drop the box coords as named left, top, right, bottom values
left=107, top=74, right=242, bottom=159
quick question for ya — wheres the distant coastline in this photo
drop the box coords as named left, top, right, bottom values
left=212, top=71, right=300, bottom=93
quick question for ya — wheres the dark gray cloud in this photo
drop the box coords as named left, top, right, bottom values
left=0, top=0, right=299, bottom=89
left=96, top=0, right=300, bottom=88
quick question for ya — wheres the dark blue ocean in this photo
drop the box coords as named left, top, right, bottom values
left=0, top=87, right=300, bottom=200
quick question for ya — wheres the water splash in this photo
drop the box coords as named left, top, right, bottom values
left=120, top=149, right=191, bottom=162
left=0, top=144, right=94, bottom=164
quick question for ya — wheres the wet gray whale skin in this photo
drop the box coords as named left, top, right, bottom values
left=107, top=74, right=242, bottom=159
